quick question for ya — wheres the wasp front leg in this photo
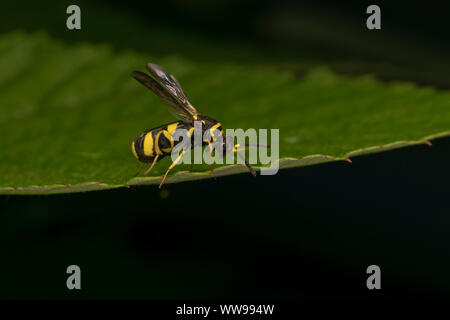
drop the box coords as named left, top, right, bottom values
left=223, top=137, right=257, bottom=176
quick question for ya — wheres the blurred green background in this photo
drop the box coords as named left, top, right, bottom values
left=2, top=0, right=450, bottom=85
left=0, top=0, right=450, bottom=299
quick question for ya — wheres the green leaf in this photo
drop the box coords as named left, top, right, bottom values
left=1, top=31, right=449, bottom=194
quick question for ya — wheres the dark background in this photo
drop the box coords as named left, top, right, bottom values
left=0, top=0, right=449, bottom=300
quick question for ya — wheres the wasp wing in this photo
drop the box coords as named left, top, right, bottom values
left=146, top=63, right=199, bottom=118
left=131, top=70, right=194, bottom=119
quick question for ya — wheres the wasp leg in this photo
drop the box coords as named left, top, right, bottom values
left=134, top=163, right=147, bottom=177
left=233, top=144, right=256, bottom=176
left=144, top=154, right=159, bottom=176
left=159, top=150, right=184, bottom=189
left=234, top=143, right=270, bottom=166
left=205, top=140, right=214, bottom=176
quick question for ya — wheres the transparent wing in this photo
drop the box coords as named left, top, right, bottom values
left=131, top=70, right=194, bottom=119
left=146, top=63, right=199, bottom=118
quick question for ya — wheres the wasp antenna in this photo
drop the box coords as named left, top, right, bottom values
left=244, top=143, right=270, bottom=149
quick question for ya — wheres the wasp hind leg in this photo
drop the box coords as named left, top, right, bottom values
left=134, top=163, right=146, bottom=177
left=144, top=155, right=160, bottom=176
left=159, top=150, right=184, bottom=189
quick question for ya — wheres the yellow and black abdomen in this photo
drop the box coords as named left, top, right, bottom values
left=131, top=116, right=223, bottom=163
left=131, top=120, right=189, bottom=163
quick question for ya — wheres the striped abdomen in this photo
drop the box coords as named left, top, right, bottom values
left=132, top=121, right=180, bottom=162
left=131, top=116, right=223, bottom=163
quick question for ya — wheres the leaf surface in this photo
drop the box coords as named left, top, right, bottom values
left=1, top=32, right=449, bottom=194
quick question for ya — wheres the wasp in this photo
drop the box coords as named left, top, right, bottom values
left=131, top=63, right=257, bottom=188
